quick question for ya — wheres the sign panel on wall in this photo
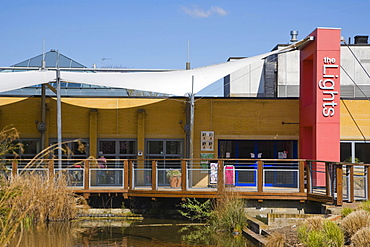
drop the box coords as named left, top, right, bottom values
left=201, top=131, right=214, bottom=151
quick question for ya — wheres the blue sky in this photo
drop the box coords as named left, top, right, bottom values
left=1, top=0, right=369, bottom=95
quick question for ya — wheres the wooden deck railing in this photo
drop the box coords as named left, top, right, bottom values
left=2, top=158, right=369, bottom=205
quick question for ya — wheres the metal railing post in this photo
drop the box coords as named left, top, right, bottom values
left=349, top=165, right=354, bottom=203
left=131, top=161, right=135, bottom=189
left=367, top=166, right=370, bottom=201
left=325, top=162, right=330, bottom=196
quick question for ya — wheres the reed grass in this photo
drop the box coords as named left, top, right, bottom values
left=265, top=232, right=286, bottom=247
left=350, top=226, right=370, bottom=246
left=0, top=127, right=87, bottom=246
left=298, top=217, right=344, bottom=247
left=210, top=188, right=246, bottom=233
left=341, top=210, right=370, bottom=238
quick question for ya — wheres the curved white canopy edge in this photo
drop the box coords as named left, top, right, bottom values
left=60, top=51, right=273, bottom=96
left=0, top=51, right=284, bottom=96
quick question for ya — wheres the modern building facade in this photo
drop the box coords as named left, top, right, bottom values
left=1, top=28, right=370, bottom=188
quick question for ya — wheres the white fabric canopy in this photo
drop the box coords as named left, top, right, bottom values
left=0, top=50, right=288, bottom=96
left=0, top=70, right=56, bottom=93
left=60, top=51, right=274, bottom=96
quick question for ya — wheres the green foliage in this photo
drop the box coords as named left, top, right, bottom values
left=166, top=169, right=181, bottom=178
left=344, top=157, right=361, bottom=163
left=341, top=207, right=354, bottom=218
left=298, top=226, right=325, bottom=247
left=323, top=221, right=344, bottom=247
left=298, top=217, right=344, bottom=247
left=179, top=190, right=246, bottom=234
left=179, top=198, right=212, bottom=221
left=356, top=200, right=370, bottom=213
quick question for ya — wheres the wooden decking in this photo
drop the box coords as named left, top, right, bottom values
left=6, top=158, right=370, bottom=205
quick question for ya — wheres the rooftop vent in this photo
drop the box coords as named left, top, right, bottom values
left=354, top=35, right=368, bottom=44
left=290, top=31, right=298, bottom=43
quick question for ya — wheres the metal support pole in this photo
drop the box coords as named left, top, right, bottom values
left=189, top=76, right=195, bottom=162
left=41, top=84, right=46, bottom=150
left=56, top=68, right=62, bottom=171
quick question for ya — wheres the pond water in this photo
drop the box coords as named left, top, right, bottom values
left=9, top=219, right=256, bottom=247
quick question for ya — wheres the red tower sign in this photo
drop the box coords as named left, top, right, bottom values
left=299, top=28, right=341, bottom=185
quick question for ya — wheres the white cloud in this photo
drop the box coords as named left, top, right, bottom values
left=181, top=5, right=229, bottom=18
left=211, top=6, right=228, bottom=16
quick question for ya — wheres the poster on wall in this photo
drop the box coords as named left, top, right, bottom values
left=200, top=153, right=214, bottom=172
left=201, top=131, right=214, bottom=151
left=209, top=162, right=218, bottom=184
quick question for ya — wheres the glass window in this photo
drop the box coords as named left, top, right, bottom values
left=22, top=140, right=41, bottom=155
left=98, top=139, right=136, bottom=158
left=340, top=142, right=351, bottom=162
left=340, top=141, right=370, bottom=164
left=146, top=139, right=183, bottom=157
left=50, top=139, right=88, bottom=158
left=355, top=143, right=370, bottom=164
left=119, top=141, right=135, bottom=154
left=100, top=141, right=116, bottom=154
left=166, top=141, right=182, bottom=155
left=147, top=141, right=164, bottom=154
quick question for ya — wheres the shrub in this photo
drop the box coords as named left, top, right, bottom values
left=350, top=227, right=370, bottom=246
left=341, top=210, right=370, bottom=238
left=179, top=198, right=212, bottom=222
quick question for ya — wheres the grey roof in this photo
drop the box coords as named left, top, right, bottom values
left=1, top=50, right=129, bottom=96
left=11, top=49, right=86, bottom=69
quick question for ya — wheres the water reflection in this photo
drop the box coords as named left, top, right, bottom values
left=9, top=219, right=254, bottom=247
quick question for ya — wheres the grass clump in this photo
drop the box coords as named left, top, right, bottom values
left=356, top=200, right=370, bottom=213
left=298, top=216, right=344, bottom=247
left=210, top=189, right=246, bottom=233
left=341, top=207, right=354, bottom=218
left=265, top=232, right=286, bottom=247
left=350, top=226, right=370, bottom=246
left=341, top=210, right=370, bottom=238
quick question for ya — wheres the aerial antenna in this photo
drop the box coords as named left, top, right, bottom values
left=41, top=39, right=46, bottom=70
left=186, top=40, right=190, bottom=70
left=101, top=57, right=112, bottom=68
